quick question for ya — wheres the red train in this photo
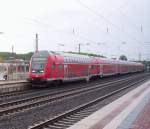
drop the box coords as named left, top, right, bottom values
left=28, top=50, right=144, bottom=86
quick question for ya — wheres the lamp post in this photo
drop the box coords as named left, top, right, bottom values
left=78, top=43, right=90, bottom=54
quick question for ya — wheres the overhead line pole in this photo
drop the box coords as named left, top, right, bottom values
left=78, top=43, right=81, bottom=54
left=35, top=33, right=38, bottom=53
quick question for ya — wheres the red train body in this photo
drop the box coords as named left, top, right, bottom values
left=28, top=51, right=144, bottom=86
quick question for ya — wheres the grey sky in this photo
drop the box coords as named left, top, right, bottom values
left=0, top=0, right=150, bottom=60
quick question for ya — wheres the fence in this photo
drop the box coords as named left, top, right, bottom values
left=0, top=63, right=29, bottom=81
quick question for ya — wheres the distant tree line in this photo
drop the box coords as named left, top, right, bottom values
left=0, top=52, right=33, bottom=62
left=119, top=55, right=127, bottom=61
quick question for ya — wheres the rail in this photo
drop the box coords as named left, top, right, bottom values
left=28, top=76, right=149, bottom=129
left=0, top=73, right=149, bottom=117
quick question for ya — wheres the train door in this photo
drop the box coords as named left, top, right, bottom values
left=100, top=64, right=103, bottom=76
left=56, top=63, right=64, bottom=78
left=64, top=64, right=68, bottom=79
left=115, top=64, right=118, bottom=74
left=50, top=62, right=56, bottom=78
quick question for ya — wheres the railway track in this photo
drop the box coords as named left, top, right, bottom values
left=0, top=73, right=133, bottom=99
left=0, top=75, right=117, bottom=100
left=0, top=73, right=149, bottom=117
left=28, top=75, right=149, bottom=129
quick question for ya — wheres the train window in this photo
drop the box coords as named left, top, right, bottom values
left=51, top=63, right=55, bottom=70
left=78, top=58, right=80, bottom=63
left=74, top=58, right=76, bottom=63
left=64, top=57, right=67, bottom=63
left=79, top=58, right=81, bottom=63
left=91, top=65, right=96, bottom=69
left=70, top=57, right=72, bottom=63
left=64, top=56, right=70, bottom=63
left=70, top=57, right=73, bottom=63
left=68, top=57, right=70, bottom=63
left=73, top=57, right=75, bottom=63
left=59, top=64, right=63, bottom=70
left=76, top=58, right=78, bottom=63
left=68, top=58, right=70, bottom=63
left=66, top=57, right=69, bottom=63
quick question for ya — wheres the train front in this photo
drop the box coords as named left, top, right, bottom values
left=28, top=51, right=49, bottom=85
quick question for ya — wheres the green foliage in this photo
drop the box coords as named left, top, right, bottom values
left=0, top=52, right=33, bottom=61
left=0, top=52, right=16, bottom=60
left=140, top=60, right=150, bottom=68
left=119, top=55, right=127, bottom=61
left=17, top=52, right=34, bottom=60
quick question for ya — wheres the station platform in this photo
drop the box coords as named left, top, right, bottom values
left=0, top=80, right=29, bottom=93
left=68, top=80, right=150, bottom=129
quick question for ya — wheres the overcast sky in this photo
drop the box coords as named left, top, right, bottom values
left=0, top=0, right=150, bottom=60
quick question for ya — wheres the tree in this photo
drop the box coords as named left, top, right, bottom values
left=0, top=57, right=3, bottom=62
left=119, top=55, right=127, bottom=61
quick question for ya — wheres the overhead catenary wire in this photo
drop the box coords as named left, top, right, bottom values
left=76, top=0, right=142, bottom=44
left=105, top=0, right=141, bottom=33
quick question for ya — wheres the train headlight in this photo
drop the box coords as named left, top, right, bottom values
left=40, top=70, right=44, bottom=73
left=32, top=70, right=36, bottom=73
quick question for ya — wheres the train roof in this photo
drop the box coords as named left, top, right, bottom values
left=49, top=51, right=91, bottom=59
left=34, top=51, right=143, bottom=66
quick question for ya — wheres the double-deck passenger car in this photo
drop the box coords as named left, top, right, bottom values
left=28, top=51, right=144, bottom=86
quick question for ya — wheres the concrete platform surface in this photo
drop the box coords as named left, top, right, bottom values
left=0, top=80, right=29, bottom=93
left=67, top=80, right=150, bottom=129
